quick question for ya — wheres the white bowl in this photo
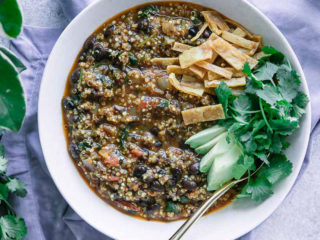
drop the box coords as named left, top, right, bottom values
left=38, top=0, right=311, bottom=239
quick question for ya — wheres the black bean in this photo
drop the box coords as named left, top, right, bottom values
left=171, top=167, right=182, bottom=182
left=146, top=203, right=160, bottom=213
left=150, top=180, right=164, bottom=192
left=138, top=200, right=149, bottom=207
left=144, top=175, right=155, bottom=183
left=137, top=18, right=151, bottom=33
left=150, top=127, right=159, bottom=136
left=154, top=140, right=162, bottom=148
left=182, top=179, right=197, bottom=191
left=78, top=51, right=87, bottom=62
left=84, top=36, right=96, bottom=51
left=188, top=26, right=199, bottom=37
left=62, top=97, right=75, bottom=110
left=133, top=165, right=147, bottom=178
left=157, top=168, right=166, bottom=175
left=104, top=25, right=116, bottom=38
left=93, top=44, right=107, bottom=62
left=69, top=143, right=80, bottom=160
left=189, top=162, right=200, bottom=175
left=70, top=69, right=81, bottom=85
left=202, top=28, right=212, bottom=38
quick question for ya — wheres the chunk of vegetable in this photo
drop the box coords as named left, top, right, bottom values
left=185, top=125, right=226, bottom=149
left=195, top=131, right=227, bottom=154
left=199, top=133, right=230, bottom=172
left=207, top=144, right=242, bottom=191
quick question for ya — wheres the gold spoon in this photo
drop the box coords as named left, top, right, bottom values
left=169, top=163, right=264, bottom=240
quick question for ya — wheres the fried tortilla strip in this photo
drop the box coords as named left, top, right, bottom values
left=151, top=57, right=179, bottom=66
left=179, top=42, right=213, bottom=68
left=181, top=75, right=204, bottom=89
left=182, top=104, right=225, bottom=125
left=207, top=68, right=244, bottom=80
left=172, top=42, right=192, bottom=52
left=210, top=38, right=258, bottom=70
left=202, top=11, right=230, bottom=35
left=167, top=65, right=184, bottom=75
left=205, top=77, right=246, bottom=88
left=191, top=22, right=209, bottom=41
left=207, top=71, right=220, bottom=80
left=222, top=31, right=259, bottom=50
left=225, top=18, right=254, bottom=38
left=253, top=51, right=268, bottom=60
left=195, top=61, right=232, bottom=79
left=168, top=73, right=204, bottom=97
left=188, top=65, right=207, bottom=79
left=205, top=87, right=245, bottom=96
left=232, top=27, right=246, bottom=38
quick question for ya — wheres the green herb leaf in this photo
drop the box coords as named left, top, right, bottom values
left=215, top=81, right=233, bottom=117
left=0, top=145, right=8, bottom=174
left=232, top=155, right=254, bottom=179
left=120, top=127, right=129, bottom=149
left=245, top=176, right=273, bottom=201
left=0, top=215, right=27, bottom=240
left=157, top=99, right=169, bottom=108
left=138, top=5, right=159, bottom=18
left=0, top=52, right=26, bottom=132
left=256, top=84, right=282, bottom=106
left=293, top=92, right=309, bottom=108
left=277, top=67, right=300, bottom=103
left=255, top=62, right=278, bottom=81
left=165, top=201, right=180, bottom=213
left=6, top=178, right=27, bottom=197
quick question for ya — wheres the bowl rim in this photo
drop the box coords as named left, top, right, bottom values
left=38, top=0, right=312, bottom=239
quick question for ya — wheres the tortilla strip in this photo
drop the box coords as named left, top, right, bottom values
left=202, top=11, right=230, bottom=35
left=232, top=27, right=246, bottom=38
left=182, top=104, right=225, bottom=125
left=188, top=65, right=207, bottom=79
left=195, top=61, right=233, bottom=79
left=207, top=71, right=220, bottom=80
left=205, top=77, right=246, bottom=88
left=210, top=37, right=258, bottom=70
left=167, top=65, right=184, bottom=75
left=253, top=51, right=268, bottom=60
left=191, top=23, right=209, bottom=42
left=151, top=57, right=179, bottom=66
left=181, top=75, right=204, bottom=89
left=172, top=42, right=192, bottom=52
left=179, top=42, right=213, bottom=68
left=222, top=31, right=259, bottom=50
left=225, top=18, right=254, bottom=38
left=205, top=87, right=245, bottom=96
left=168, top=73, right=204, bottom=97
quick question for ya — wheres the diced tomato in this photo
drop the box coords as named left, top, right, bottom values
left=105, top=176, right=120, bottom=182
left=131, top=148, right=144, bottom=157
left=102, top=155, right=119, bottom=166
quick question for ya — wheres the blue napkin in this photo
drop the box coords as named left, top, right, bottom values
left=4, top=0, right=320, bottom=239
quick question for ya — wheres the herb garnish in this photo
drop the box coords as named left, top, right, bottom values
left=186, top=46, right=308, bottom=201
left=157, top=99, right=169, bottom=108
left=138, top=5, right=159, bottom=18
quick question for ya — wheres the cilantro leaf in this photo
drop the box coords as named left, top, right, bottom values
left=277, top=67, right=300, bottom=103
left=0, top=215, right=27, bottom=240
left=0, top=145, right=8, bottom=174
left=259, top=154, right=292, bottom=184
left=244, top=137, right=257, bottom=153
left=157, top=99, right=169, bottom=108
left=6, top=178, right=27, bottom=198
left=232, top=155, right=254, bottom=179
left=0, top=184, right=9, bottom=200
left=165, top=202, right=180, bottom=214
left=293, top=92, right=309, bottom=108
left=255, top=62, right=279, bottom=81
left=254, top=152, right=269, bottom=165
left=269, top=119, right=298, bottom=135
left=256, top=84, right=282, bottom=106
left=270, top=134, right=282, bottom=153
left=215, top=81, right=233, bottom=117
left=246, top=176, right=273, bottom=201
left=261, top=46, right=285, bottom=64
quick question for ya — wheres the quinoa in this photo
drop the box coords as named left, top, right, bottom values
left=62, top=2, right=237, bottom=221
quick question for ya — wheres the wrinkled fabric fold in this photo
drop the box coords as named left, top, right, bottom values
left=3, top=0, right=319, bottom=239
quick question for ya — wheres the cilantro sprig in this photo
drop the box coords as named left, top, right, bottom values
left=0, top=145, right=27, bottom=240
left=214, top=46, right=308, bottom=201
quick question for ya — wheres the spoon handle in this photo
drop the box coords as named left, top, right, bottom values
left=169, top=180, right=240, bottom=240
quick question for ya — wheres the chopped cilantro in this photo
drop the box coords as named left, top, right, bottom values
left=120, top=127, right=129, bottom=149
left=165, top=201, right=180, bottom=214
left=138, top=5, right=159, bottom=18
left=157, top=99, right=169, bottom=108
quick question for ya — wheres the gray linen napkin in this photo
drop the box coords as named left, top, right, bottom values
left=3, top=0, right=320, bottom=239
